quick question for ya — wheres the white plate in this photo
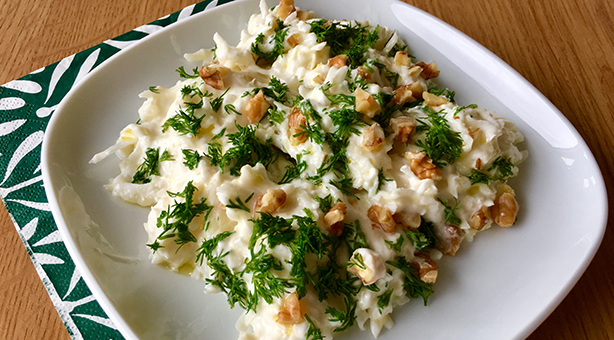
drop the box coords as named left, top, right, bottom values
left=41, top=0, right=608, bottom=339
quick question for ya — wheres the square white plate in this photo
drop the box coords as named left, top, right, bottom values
left=41, top=0, right=608, bottom=339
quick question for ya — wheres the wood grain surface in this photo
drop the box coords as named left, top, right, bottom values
left=1, top=0, right=613, bottom=339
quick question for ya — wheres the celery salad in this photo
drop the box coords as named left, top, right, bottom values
left=91, top=0, right=527, bottom=339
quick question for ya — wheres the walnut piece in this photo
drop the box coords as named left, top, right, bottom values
left=324, top=202, right=347, bottom=237
left=356, top=66, right=372, bottom=81
left=491, top=190, right=519, bottom=228
left=254, top=189, right=287, bottom=214
left=287, top=33, right=300, bottom=48
left=328, top=54, right=348, bottom=68
left=423, top=92, right=449, bottom=107
left=470, top=205, right=491, bottom=231
left=199, top=66, right=227, bottom=90
left=362, top=123, right=385, bottom=152
left=393, top=211, right=421, bottom=230
left=245, top=90, right=270, bottom=124
left=277, top=292, right=304, bottom=325
left=436, top=225, right=463, bottom=256
left=354, top=87, right=381, bottom=118
left=394, top=51, right=412, bottom=67
left=277, top=0, right=296, bottom=20
left=347, top=248, right=386, bottom=285
left=288, top=106, right=307, bottom=145
left=411, top=252, right=439, bottom=283
left=405, top=151, right=443, bottom=180
left=389, top=117, right=417, bottom=143
left=368, top=205, right=396, bottom=233
left=392, top=82, right=423, bottom=104
left=414, top=61, right=440, bottom=79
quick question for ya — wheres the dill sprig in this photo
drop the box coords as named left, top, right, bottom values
left=488, top=156, right=515, bottom=180
left=182, top=149, right=201, bottom=170
left=132, top=148, right=173, bottom=184
left=386, top=256, right=434, bottom=306
left=468, top=169, right=491, bottom=185
left=225, top=193, right=254, bottom=213
left=251, top=18, right=289, bottom=64
left=309, top=20, right=379, bottom=68
left=205, top=123, right=277, bottom=176
left=438, top=198, right=462, bottom=226
left=415, top=106, right=463, bottom=167
left=153, top=181, right=213, bottom=250
left=175, top=66, right=200, bottom=79
left=278, top=154, right=308, bottom=184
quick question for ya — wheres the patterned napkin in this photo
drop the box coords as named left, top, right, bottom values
left=0, top=1, right=232, bottom=338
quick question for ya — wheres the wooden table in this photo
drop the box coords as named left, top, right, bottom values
left=1, top=0, right=612, bottom=339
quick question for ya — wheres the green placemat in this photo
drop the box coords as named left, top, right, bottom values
left=0, top=1, right=233, bottom=338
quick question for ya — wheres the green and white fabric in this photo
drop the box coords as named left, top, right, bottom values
left=0, top=1, right=232, bottom=338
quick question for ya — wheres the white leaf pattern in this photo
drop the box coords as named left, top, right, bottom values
left=36, top=104, right=58, bottom=118
left=5, top=199, right=50, bottom=211
left=34, top=252, right=65, bottom=265
left=46, top=55, right=75, bottom=104
left=0, top=175, right=43, bottom=199
left=33, top=230, right=62, bottom=247
left=0, top=97, right=26, bottom=110
left=63, top=267, right=82, bottom=299
left=72, top=314, right=117, bottom=330
left=133, top=24, right=165, bottom=35
left=20, top=217, right=39, bottom=242
left=64, top=295, right=96, bottom=313
left=205, top=0, right=219, bottom=11
left=103, top=39, right=137, bottom=50
left=30, top=67, right=45, bottom=74
left=0, top=119, right=26, bottom=137
left=177, top=4, right=196, bottom=21
left=1, top=80, right=42, bottom=94
left=0, top=130, right=44, bottom=185
left=74, top=49, right=100, bottom=86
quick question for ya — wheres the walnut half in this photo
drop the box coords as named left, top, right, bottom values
left=405, top=151, right=443, bottom=180
left=368, top=205, right=396, bottom=233
left=254, top=189, right=286, bottom=214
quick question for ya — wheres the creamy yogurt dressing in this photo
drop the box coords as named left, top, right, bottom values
left=92, top=0, right=527, bottom=339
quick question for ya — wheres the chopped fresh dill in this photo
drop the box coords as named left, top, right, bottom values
left=162, top=107, right=204, bottom=136
left=376, top=167, right=392, bottom=193
left=429, top=88, right=456, bottom=102
left=132, top=147, right=173, bottom=184
left=384, top=235, right=404, bottom=252
left=267, top=104, right=286, bottom=125
left=182, top=149, right=201, bottom=170
left=438, top=198, right=462, bottom=226
left=305, top=314, right=324, bottom=340
left=316, top=194, right=334, bottom=213
left=149, top=86, right=159, bottom=93
left=226, top=194, right=253, bottom=212
left=154, top=181, right=213, bottom=250
left=488, top=156, right=515, bottom=180
left=309, top=19, right=379, bottom=68
left=453, top=103, right=478, bottom=116
left=386, top=256, right=434, bottom=306
left=326, top=296, right=357, bottom=332
left=415, top=106, right=463, bottom=167
left=468, top=169, right=491, bottom=185
left=224, top=103, right=242, bottom=115
left=176, top=66, right=200, bottom=79
left=377, top=289, right=393, bottom=312
left=210, top=88, right=229, bottom=112
left=278, top=154, right=307, bottom=184
left=347, top=252, right=367, bottom=270
left=251, top=18, right=289, bottom=64
left=205, top=123, right=277, bottom=176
